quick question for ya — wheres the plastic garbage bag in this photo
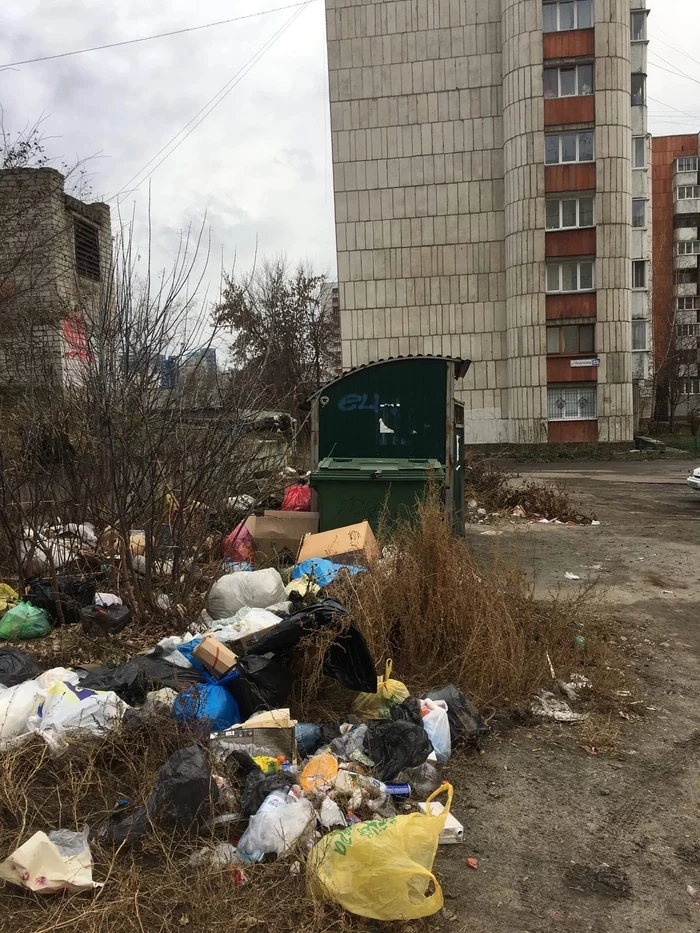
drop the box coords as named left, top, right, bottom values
left=295, top=723, right=322, bottom=757
left=282, top=483, right=311, bottom=512
left=79, top=660, right=151, bottom=706
left=80, top=604, right=132, bottom=636
left=390, top=697, right=423, bottom=725
left=0, top=603, right=50, bottom=640
left=25, top=576, right=97, bottom=626
left=222, top=522, right=255, bottom=563
left=320, top=797, right=347, bottom=829
left=0, top=825, right=101, bottom=893
left=172, top=668, right=241, bottom=732
left=98, top=746, right=218, bottom=845
left=420, top=699, right=451, bottom=763
left=366, top=719, right=433, bottom=783
left=0, top=583, right=18, bottom=615
left=27, top=681, right=126, bottom=751
left=397, top=762, right=443, bottom=798
left=206, top=569, right=286, bottom=621
left=291, top=558, right=366, bottom=590
left=301, top=751, right=339, bottom=792
left=240, top=769, right=296, bottom=818
left=237, top=790, right=315, bottom=862
left=94, top=592, right=122, bottom=607
left=307, top=783, right=453, bottom=920
left=207, top=607, right=282, bottom=644
left=0, top=648, right=41, bottom=687
left=353, top=660, right=410, bottom=720
left=426, top=684, right=488, bottom=745
left=329, top=723, right=368, bottom=761
left=0, top=680, right=43, bottom=748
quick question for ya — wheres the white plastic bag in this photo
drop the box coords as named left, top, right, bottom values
left=206, top=569, right=286, bottom=621
left=28, top=681, right=126, bottom=751
left=237, top=790, right=315, bottom=862
left=0, top=825, right=102, bottom=893
left=420, top=699, right=451, bottom=763
left=208, top=607, right=281, bottom=643
left=0, top=681, right=43, bottom=749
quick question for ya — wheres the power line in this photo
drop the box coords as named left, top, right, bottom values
left=648, top=95, right=700, bottom=122
left=651, top=29, right=700, bottom=76
left=648, top=51, right=700, bottom=89
left=0, top=1, right=317, bottom=69
left=110, top=2, right=311, bottom=202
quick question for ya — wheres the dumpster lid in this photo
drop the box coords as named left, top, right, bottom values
left=314, top=457, right=444, bottom=476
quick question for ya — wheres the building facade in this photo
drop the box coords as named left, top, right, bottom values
left=325, top=0, right=649, bottom=443
left=651, top=133, right=700, bottom=421
left=0, top=167, right=112, bottom=391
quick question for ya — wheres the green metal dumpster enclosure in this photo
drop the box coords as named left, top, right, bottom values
left=311, top=457, right=445, bottom=532
left=308, top=355, right=470, bottom=533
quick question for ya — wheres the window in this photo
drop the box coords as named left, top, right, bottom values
left=632, top=320, right=647, bottom=350
left=632, top=199, right=647, bottom=228
left=677, top=323, right=700, bottom=338
left=677, top=157, right=699, bottom=173
left=677, top=186, right=700, bottom=200
left=631, top=10, right=647, bottom=41
left=543, top=0, right=593, bottom=32
left=547, top=385, right=597, bottom=421
left=544, top=64, right=594, bottom=98
left=631, top=261, right=646, bottom=289
left=686, top=379, right=700, bottom=395
left=678, top=297, right=700, bottom=311
left=676, top=270, right=697, bottom=284
left=545, top=131, right=594, bottom=164
left=546, top=196, right=595, bottom=230
left=546, top=260, right=595, bottom=293
left=631, top=74, right=646, bottom=106
left=547, top=323, right=595, bottom=354
left=633, top=137, right=646, bottom=169
left=74, top=219, right=101, bottom=281
left=677, top=241, right=700, bottom=255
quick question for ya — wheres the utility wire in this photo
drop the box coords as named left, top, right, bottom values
left=110, top=2, right=311, bottom=201
left=651, top=29, right=700, bottom=76
left=0, top=1, right=317, bottom=68
left=648, top=51, right=700, bottom=89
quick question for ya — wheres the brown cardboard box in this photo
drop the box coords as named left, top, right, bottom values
left=192, top=636, right=238, bottom=678
left=297, top=520, right=379, bottom=565
left=245, top=511, right=319, bottom=560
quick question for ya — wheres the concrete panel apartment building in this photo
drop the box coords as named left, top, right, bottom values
left=325, top=0, right=650, bottom=445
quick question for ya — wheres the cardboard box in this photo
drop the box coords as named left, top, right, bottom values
left=192, top=635, right=238, bottom=678
left=417, top=801, right=464, bottom=844
left=297, top=520, right=379, bottom=565
left=212, top=708, right=298, bottom=762
left=244, top=511, right=319, bottom=560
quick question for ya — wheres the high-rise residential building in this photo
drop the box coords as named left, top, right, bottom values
left=324, top=0, right=649, bottom=444
left=651, top=134, right=700, bottom=421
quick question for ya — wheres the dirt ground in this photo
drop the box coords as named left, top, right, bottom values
left=434, top=456, right=700, bottom=933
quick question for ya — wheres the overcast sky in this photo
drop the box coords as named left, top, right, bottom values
left=0, top=0, right=699, bottom=302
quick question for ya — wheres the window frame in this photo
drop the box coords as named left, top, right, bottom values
left=632, top=199, right=647, bottom=229
left=546, top=323, right=595, bottom=356
left=632, top=260, right=647, bottom=289
left=677, top=157, right=699, bottom=173
left=677, top=186, right=700, bottom=200
left=631, top=73, right=646, bottom=107
left=73, top=218, right=101, bottom=282
left=675, top=270, right=697, bottom=285
left=632, top=320, right=647, bottom=351
left=677, top=297, right=700, bottom=311
left=630, top=10, right=647, bottom=42
left=632, top=136, right=646, bottom=169
left=546, top=259, right=596, bottom=294
left=547, top=384, right=598, bottom=422
left=544, top=63, right=595, bottom=99
left=545, top=131, right=595, bottom=165
left=545, top=195, right=595, bottom=231
left=677, top=241, right=700, bottom=256
left=542, top=0, right=593, bottom=33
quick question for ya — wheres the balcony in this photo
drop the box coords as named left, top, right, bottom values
left=675, top=254, right=699, bottom=271
left=545, top=228, right=596, bottom=259
left=675, top=227, right=699, bottom=242
left=676, top=283, right=698, bottom=297
left=544, top=96, right=595, bottom=126
left=675, top=198, right=700, bottom=216
left=543, top=28, right=595, bottom=60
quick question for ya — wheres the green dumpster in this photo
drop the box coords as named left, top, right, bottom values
left=310, top=457, right=445, bottom=533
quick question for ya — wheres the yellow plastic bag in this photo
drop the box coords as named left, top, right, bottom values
left=0, top=583, right=18, bottom=617
left=307, top=783, right=453, bottom=920
left=352, top=659, right=410, bottom=720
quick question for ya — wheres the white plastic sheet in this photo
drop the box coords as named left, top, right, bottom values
left=0, top=825, right=102, bottom=893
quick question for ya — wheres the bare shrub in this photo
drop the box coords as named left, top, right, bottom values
left=465, top=459, right=591, bottom=522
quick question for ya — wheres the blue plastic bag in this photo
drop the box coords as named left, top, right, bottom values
left=291, top=558, right=366, bottom=590
left=173, top=668, right=241, bottom=732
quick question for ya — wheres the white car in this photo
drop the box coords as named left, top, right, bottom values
left=687, top=467, right=700, bottom=491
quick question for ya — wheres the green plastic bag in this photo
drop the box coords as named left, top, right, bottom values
left=0, top=603, right=51, bottom=640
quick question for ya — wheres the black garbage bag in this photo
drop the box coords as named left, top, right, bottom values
left=98, top=746, right=218, bottom=845
left=390, top=697, right=422, bottom=726
left=366, top=719, right=432, bottom=783
left=427, top=684, right=489, bottom=745
left=240, top=769, right=296, bottom=818
left=25, top=575, right=97, bottom=626
left=80, top=604, right=132, bottom=635
left=0, top=648, right=41, bottom=687
left=247, top=598, right=377, bottom=693
left=80, top=659, right=153, bottom=706
left=225, top=749, right=262, bottom=780
left=227, top=655, right=294, bottom=721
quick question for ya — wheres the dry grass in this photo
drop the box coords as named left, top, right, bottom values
left=330, top=489, right=610, bottom=712
left=464, top=459, right=592, bottom=523
left=581, top=713, right=623, bottom=752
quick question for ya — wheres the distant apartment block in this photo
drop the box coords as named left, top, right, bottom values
left=0, top=167, right=112, bottom=391
left=325, top=0, right=650, bottom=444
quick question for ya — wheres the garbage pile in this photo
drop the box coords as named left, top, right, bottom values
left=0, top=508, right=488, bottom=921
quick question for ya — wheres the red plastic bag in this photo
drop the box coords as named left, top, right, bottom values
left=222, top=522, right=254, bottom=563
left=282, top=483, right=311, bottom=512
